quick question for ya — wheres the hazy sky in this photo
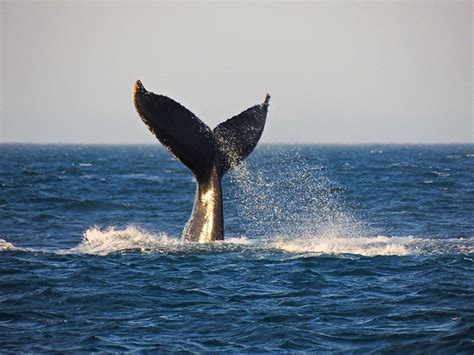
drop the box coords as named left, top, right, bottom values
left=1, top=0, right=472, bottom=144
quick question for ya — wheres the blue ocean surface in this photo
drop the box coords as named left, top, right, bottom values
left=1, top=144, right=473, bottom=352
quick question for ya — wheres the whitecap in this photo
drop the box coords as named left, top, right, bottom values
left=430, top=171, right=450, bottom=177
left=0, top=239, right=18, bottom=251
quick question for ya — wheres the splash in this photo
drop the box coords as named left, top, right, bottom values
left=68, top=226, right=181, bottom=256
left=67, top=226, right=417, bottom=257
left=1, top=231, right=472, bottom=257
left=228, top=146, right=368, bottom=240
left=270, top=234, right=414, bottom=256
left=70, top=226, right=260, bottom=256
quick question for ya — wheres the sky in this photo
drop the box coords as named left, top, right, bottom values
left=1, top=0, right=472, bottom=144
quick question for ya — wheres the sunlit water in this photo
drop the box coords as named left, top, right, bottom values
left=1, top=144, right=473, bottom=352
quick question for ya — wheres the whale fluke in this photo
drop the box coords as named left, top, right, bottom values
left=133, top=80, right=216, bottom=183
left=133, top=80, right=270, bottom=242
left=214, top=94, right=270, bottom=175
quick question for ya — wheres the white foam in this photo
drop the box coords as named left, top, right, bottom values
left=68, top=226, right=181, bottom=256
left=1, top=227, right=471, bottom=257
left=270, top=234, right=414, bottom=256
left=0, top=239, right=18, bottom=251
left=430, top=170, right=450, bottom=177
left=69, top=227, right=415, bottom=256
left=71, top=227, right=261, bottom=255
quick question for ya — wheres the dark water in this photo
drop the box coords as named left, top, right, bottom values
left=1, top=144, right=473, bottom=352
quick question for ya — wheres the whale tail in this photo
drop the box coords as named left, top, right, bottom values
left=133, top=80, right=269, bottom=180
left=133, top=80, right=269, bottom=242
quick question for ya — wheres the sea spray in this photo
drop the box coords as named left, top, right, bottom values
left=228, top=146, right=369, bottom=242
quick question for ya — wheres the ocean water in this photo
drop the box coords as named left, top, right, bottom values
left=1, top=144, right=473, bottom=352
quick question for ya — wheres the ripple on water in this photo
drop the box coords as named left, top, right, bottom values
left=1, top=144, right=473, bottom=352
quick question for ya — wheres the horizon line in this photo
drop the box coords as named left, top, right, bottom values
left=1, top=141, right=472, bottom=146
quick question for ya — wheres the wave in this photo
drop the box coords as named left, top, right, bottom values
left=1, top=226, right=472, bottom=257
